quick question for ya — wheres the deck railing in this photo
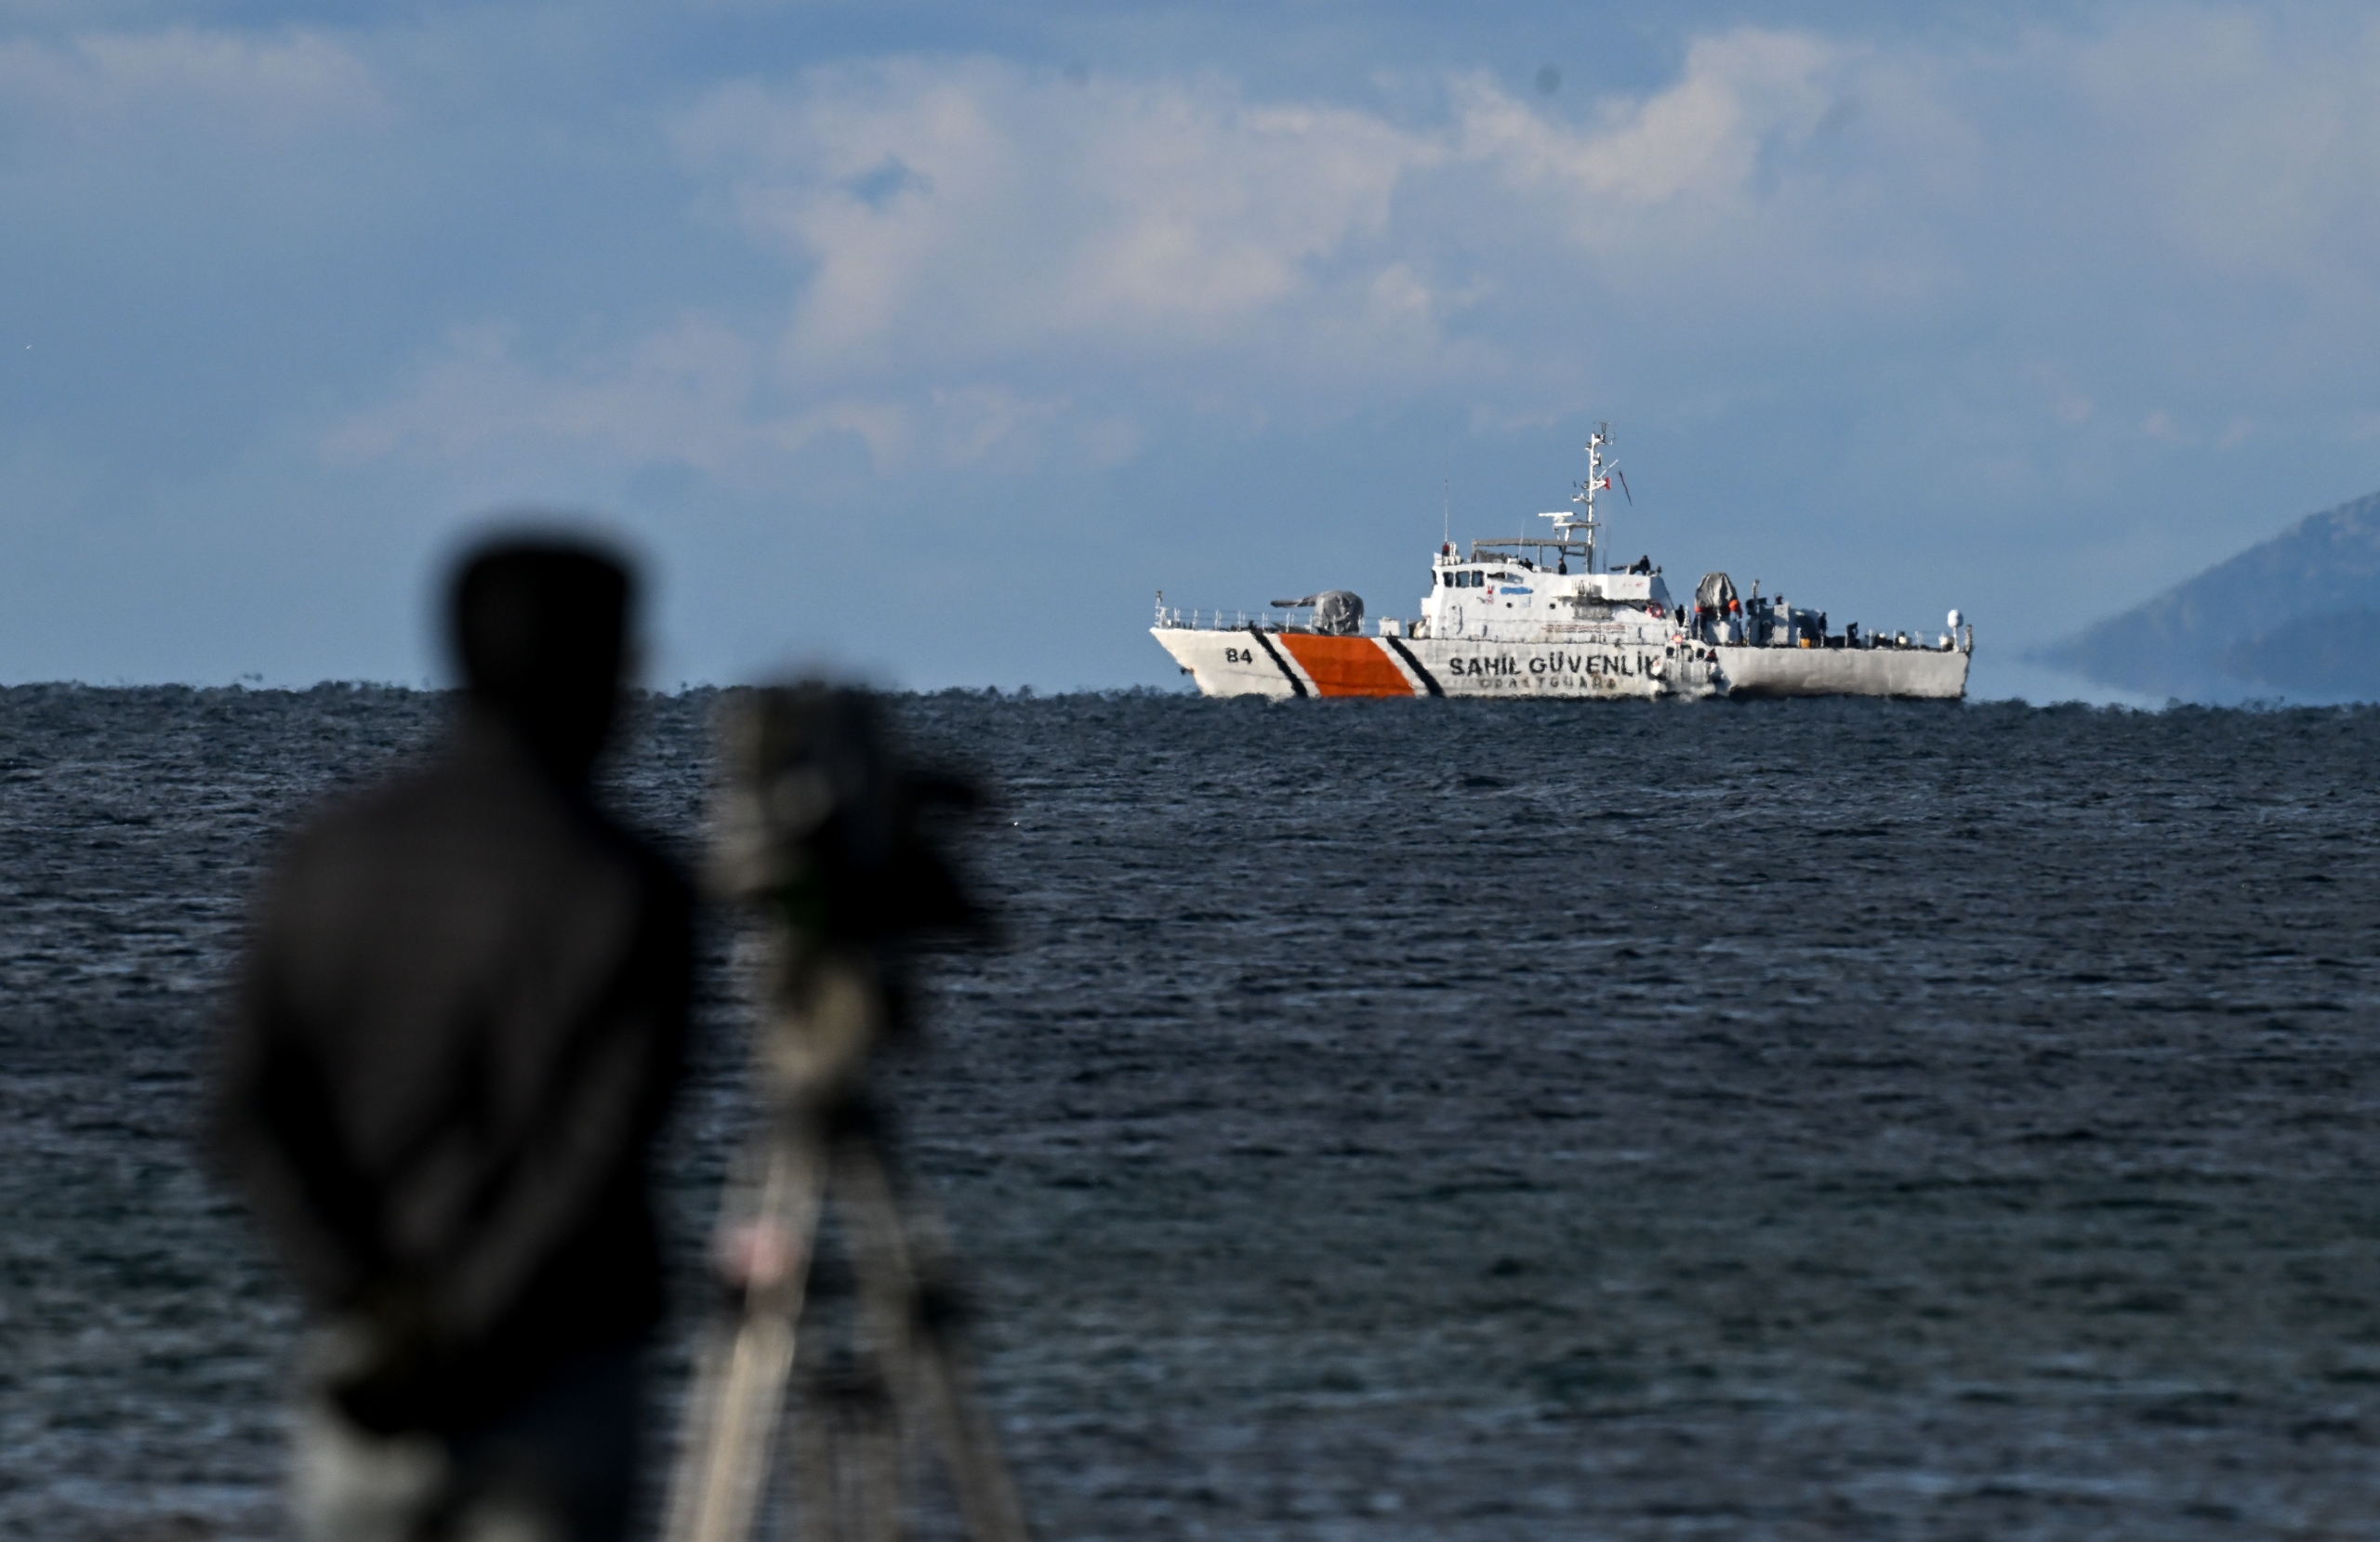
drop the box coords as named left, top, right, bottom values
left=1154, top=605, right=1302, bottom=632
left=1155, top=600, right=1967, bottom=652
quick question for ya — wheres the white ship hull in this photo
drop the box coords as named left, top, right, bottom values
left=1718, top=644, right=1968, bottom=699
left=1155, top=626, right=1970, bottom=702
left=1153, top=626, right=1721, bottom=700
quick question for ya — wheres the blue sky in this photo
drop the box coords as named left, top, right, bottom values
left=7, top=2, right=2379, bottom=696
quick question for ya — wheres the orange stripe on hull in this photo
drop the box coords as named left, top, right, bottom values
left=1276, top=634, right=1418, bottom=697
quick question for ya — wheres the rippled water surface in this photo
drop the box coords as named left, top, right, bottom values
left=8, top=686, right=2380, bottom=1540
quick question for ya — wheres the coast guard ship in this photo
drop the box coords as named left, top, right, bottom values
left=1151, top=426, right=1972, bottom=700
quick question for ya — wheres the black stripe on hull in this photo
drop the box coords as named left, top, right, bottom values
left=1380, top=635, right=1444, bottom=697
left=1245, top=626, right=1308, bottom=697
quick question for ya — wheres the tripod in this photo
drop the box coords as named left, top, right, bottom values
left=663, top=687, right=1028, bottom=1542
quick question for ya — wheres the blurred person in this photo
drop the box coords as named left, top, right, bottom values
left=206, top=536, right=694, bottom=1542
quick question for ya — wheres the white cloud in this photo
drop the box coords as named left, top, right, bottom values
left=0, top=22, right=400, bottom=270
left=325, top=318, right=766, bottom=470
left=338, top=37, right=1881, bottom=475
left=2058, top=10, right=2380, bottom=281
left=668, top=38, right=1898, bottom=371
left=1451, top=31, right=1844, bottom=218
left=678, top=61, right=1429, bottom=363
left=324, top=315, right=1144, bottom=492
left=0, top=26, right=386, bottom=137
left=327, top=10, right=2380, bottom=558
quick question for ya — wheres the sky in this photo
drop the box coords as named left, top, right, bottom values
left=6, top=1, right=2380, bottom=696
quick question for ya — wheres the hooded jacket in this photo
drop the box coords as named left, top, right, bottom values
left=207, top=713, right=694, bottom=1429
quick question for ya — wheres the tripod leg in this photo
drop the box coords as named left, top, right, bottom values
left=794, top=1351, right=904, bottom=1542
left=838, top=1139, right=1032, bottom=1542
left=662, top=1127, right=829, bottom=1542
left=788, top=1391, right=839, bottom=1542
left=845, top=1367, right=904, bottom=1542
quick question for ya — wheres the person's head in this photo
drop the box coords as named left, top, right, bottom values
left=448, top=535, right=635, bottom=783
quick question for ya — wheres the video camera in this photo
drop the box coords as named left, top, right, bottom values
left=707, top=683, right=985, bottom=1099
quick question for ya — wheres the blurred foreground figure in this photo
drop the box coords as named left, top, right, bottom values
left=208, top=538, right=694, bottom=1542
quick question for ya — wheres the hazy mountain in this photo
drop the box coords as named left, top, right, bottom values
left=2036, top=490, right=2380, bottom=703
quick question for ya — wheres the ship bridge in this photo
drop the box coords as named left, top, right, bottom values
left=1412, top=421, right=1678, bottom=641
left=1421, top=541, right=1673, bottom=642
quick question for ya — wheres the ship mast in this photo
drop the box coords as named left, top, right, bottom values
left=1539, top=422, right=1618, bottom=572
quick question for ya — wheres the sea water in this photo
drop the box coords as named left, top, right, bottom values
left=7, top=686, right=2380, bottom=1539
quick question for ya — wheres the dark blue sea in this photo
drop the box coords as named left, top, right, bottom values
left=8, top=686, right=2380, bottom=1540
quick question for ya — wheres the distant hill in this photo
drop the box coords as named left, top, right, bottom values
left=2036, top=490, right=2380, bottom=702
